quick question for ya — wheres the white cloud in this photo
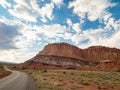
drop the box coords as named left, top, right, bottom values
left=68, top=0, right=117, bottom=21
left=104, top=17, right=120, bottom=31
left=52, top=0, right=63, bottom=8
left=0, top=0, right=11, bottom=8
left=9, top=4, right=37, bottom=22
left=83, top=28, right=104, bottom=42
left=67, top=18, right=81, bottom=33
left=0, top=21, right=20, bottom=50
left=103, top=13, right=112, bottom=23
left=35, top=24, right=66, bottom=38
left=67, top=19, right=72, bottom=26
left=67, top=0, right=120, bottom=48
left=64, top=32, right=72, bottom=40
left=107, top=30, right=120, bottom=48
left=9, top=22, right=67, bottom=51
left=40, top=3, right=54, bottom=21
left=71, top=34, right=86, bottom=44
left=0, top=49, right=37, bottom=63
left=0, top=16, right=38, bottom=49
left=9, top=0, right=54, bottom=22
left=0, top=16, right=68, bottom=63
left=77, top=24, right=120, bottom=49
left=0, top=17, right=41, bottom=63
left=0, top=0, right=120, bottom=63
left=72, top=23, right=81, bottom=33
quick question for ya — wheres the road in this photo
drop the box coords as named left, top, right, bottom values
left=0, top=68, right=36, bottom=90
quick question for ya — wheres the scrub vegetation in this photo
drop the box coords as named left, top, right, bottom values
left=0, top=66, right=12, bottom=79
left=11, top=66, right=120, bottom=90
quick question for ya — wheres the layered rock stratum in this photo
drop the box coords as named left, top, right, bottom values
left=24, top=43, right=120, bottom=71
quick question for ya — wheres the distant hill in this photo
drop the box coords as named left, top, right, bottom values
left=0, top=61, right=18, bottom=66
left=24, top=43, right=120, bottom=71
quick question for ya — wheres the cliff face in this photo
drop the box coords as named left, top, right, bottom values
left=95, top=60, right=120, bottom=71
left=25, top=43, right=120, bottom=71
left=35, top=43, right=120, bottom=62
left=29, top=43, right=86, bottom=67
left=83, top=46, right=120, bottom=62
left=38, top=43, right=84, bottom=60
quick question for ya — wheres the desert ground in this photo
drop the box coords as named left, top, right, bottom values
left=10, top=66, right=120, bottom=90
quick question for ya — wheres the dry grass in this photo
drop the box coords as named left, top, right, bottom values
left=11, top=66, right=120, bottom=90
left=0, top=66, right=12, bottom=79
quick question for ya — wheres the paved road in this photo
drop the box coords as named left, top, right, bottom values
left=0, top=68, right=36, bottom=90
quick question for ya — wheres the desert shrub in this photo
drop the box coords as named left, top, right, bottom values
left=63, top=71, right=66, bottom=74
left=21, top=66, right=26, bottom=70
left=80, top=79, right=90, bottom=85
left=42, top=69, right=47, bottom=73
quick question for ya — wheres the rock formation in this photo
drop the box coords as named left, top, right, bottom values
left=24, top=43, right=120, bottom=71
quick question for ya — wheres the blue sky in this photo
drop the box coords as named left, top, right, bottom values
left=0, top=0, right=120, bottom=63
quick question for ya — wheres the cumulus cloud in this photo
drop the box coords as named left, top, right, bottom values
left=0, top=49, right=37, bottom=63
left=0, top=22, right=20, bottom=50
left=67, top=18, right=81, bottom=33
left=9, top=0, right=54, bottom=22
left=78, top=24, right=120, bottom=48
left=8, top=0, right=64, bottom=22
left=40, top=3, right=54, bottom=22
left=0, top=16, right=67, bottom=50
left=67, top=0, right=120, bottom=48
left=71, top=34, right=86, bottom=45
left=0, top=18, right=67, bottom=62
left=0, top=0, right=120, bottom=63
left=68, top=0, right=117, bottom=21
left=34, top=24, right=66, bottom=38
left=0, top=0, right=11, bottom=8
left=66, top=17, right=120, bottom=48
left=107, top=30, right=120, bottom=48
left=0, top=17, right=41, bottom=62
left=9, top=4, right=37, bottom=22
left=104, top=17, right=120, bottom=31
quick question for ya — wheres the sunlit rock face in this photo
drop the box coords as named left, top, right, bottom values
left=38, top=43, right=84, bottom=60
left=83, top=46, right=120, bottom=62
left=24, top=43, right=120, bottom=71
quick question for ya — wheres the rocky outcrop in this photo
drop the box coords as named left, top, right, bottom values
left=24, top=43, right=120, bottom=71
left=83, top=46, right=120, bottom=62
left=95, top=60, right=120, bottom=71
left=38, top=43, right=84, bottom=60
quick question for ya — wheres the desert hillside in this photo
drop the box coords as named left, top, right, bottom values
left=24, top=43, right=120, bottom=71
left=32, top=43, right=120, bottom=62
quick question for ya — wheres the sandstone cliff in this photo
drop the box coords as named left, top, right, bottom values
left=34, top=43, right=120, bottom=62
left=83, top=46, right=120, bottom=62
left=24, top=43, right=120, bottom=71
left=37, top=43, right=84, bottom=60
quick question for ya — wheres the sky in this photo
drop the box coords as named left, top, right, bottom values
left=0, top=0, right=120, bottom=63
